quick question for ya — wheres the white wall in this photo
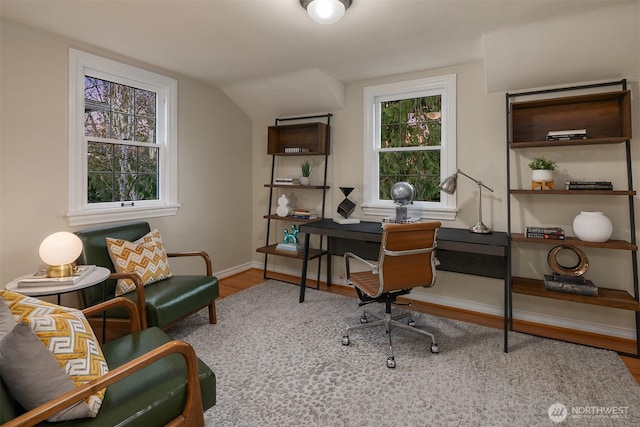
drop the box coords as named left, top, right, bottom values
left=0, top=19, right=254, bottom=297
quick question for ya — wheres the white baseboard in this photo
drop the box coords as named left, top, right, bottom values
left=243, top=262, right=637, bottom=340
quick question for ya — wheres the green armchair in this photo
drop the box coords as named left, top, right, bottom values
left=0, top=297, right=215, bottom=426
left=75, top=222, right=219, bottom=330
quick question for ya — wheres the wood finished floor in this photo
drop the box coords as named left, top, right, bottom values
left=219, top=269, right=640, bottom=385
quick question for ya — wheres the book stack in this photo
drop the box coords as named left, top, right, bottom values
left=565, top=180, right=613, bottom=190
left=275, top=242, right=305, bottom=253
left=274, top=177, right=300, bottom=185
left=546, top=129, right=587, bottom=141
left=382, top=216, right=421, bottom=224
left=17, top=265, right=96, bottom=287
left=524, top=226, right=565, bottom=240
left=544, top=274, right=598, bottom=296
left=284, top=147, right=310, bottom=153
left=291, top=209, right=317, bottom=220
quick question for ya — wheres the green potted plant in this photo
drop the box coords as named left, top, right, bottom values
left=300, top=160, right=312, bottom=185
left=528, top=156, right=557, bottom=188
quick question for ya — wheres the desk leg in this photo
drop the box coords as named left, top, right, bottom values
left=326, top=238, right=332, bottom=287
left=299, top=233, right=311, bottom=303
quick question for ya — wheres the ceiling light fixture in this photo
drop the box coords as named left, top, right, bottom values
left=300, top=0, right=353, bottom=25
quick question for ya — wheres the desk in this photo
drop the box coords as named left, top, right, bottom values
left=298, top=219, right=510, bottom=352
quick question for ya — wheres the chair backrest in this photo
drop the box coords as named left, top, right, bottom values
left=75, top=221, right=151, bottom=307
left=378, top=221, right=441, bottom=294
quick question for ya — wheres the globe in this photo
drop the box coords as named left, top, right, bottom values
left=390, top=182, right=415, bottom=206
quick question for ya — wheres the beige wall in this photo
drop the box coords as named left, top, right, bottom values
left=0, top=19, right=254, bottom=295
left=252, top=61, right=640, bottom=338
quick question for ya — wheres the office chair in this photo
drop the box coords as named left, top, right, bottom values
left=342, top=221, right=441, bottom=368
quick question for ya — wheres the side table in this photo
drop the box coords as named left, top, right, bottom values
left=5, top=266, right=111, bottom=304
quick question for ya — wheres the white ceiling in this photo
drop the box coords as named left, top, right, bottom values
left=1, top=0, right=637, bottom=118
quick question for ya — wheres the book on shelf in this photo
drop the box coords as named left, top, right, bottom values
left=524, top=226, right=564, bottom=234
left=565, top=180, right=613, bottom=190
left=274, top=178, right=300, bottom=185
left=275, top=242, right=305, bottom=253
left=543, top=274, right=598, bottom=296
left=525, top=232, right=565, bottom=240
left=17, top=265, right=96, bottom=287
left=283, top=147, right=310, bottom=153
left=291, top=209, right=317, bottom=220
left=546, top=129, right=587, bottom=141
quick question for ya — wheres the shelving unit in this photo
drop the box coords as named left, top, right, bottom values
left=256, top=113, right=332, bottom=286
left=506, top=79, right=640, bottom=357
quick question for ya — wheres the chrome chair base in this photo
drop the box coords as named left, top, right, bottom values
left=342, top=304, right=439, bottom=368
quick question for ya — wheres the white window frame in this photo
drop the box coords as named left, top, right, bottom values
left=362, top=74, right=457, bottom=220
left=67, top=49, right=179, bottom=226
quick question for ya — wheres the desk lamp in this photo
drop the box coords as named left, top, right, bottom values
left=38, top=231, right=83, bottom=277
left=439, top=169, right=493, bottom=234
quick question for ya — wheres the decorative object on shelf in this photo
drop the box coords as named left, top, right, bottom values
left=276, top=194, right=291, bottom=217
left=544, top=245, right=597, bottom=296
left=300, top=0, right=353, bottom=25
left=572, top=211, right=612, bottom=242
left=335, top=187, right=360, bottom=224
left=528, top=156, right=557, bottom=190
left=38, top=231, right=84, bottom=278
left=283, top=225, right=300, bottom=245
left=439, top=170, right=493, bottom=234
left=300, top=160, right=312, bottom=186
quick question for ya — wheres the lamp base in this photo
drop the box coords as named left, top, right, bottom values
left=47, top=263, right=76, bottom=278
left=470, top=223, right=492, bottom=234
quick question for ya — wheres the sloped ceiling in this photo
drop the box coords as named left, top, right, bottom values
left=1, top=1, right=638, bottom=119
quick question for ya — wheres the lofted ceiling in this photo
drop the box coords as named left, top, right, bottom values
left=1, top=0, right=638, bottom=119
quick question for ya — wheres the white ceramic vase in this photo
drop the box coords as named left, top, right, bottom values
left=572, top=211, right=612, bottom=242
left=300, top=176, right=310, bottom=186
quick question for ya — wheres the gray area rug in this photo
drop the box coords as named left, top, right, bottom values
left=166, top=280, right=640, bottom=426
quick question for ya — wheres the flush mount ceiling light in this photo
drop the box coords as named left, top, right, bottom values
left=300, top=0, right=353, bottom=25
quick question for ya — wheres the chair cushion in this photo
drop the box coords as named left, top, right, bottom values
left=0, top=290, right=108, bottom=421
left=106, top=229, right=173, bottom=296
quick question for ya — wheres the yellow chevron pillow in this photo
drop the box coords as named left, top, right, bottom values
left=0, top=290, right=108, bottom=421
left=106, top=229, right=173, bottom=296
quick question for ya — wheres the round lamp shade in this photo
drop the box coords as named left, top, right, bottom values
left=39, top=231, right=83, bottom=266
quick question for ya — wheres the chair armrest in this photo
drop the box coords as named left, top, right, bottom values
left=108, top=272, right=148, bottom=330
left=167, top=251, right=213, bottom=276
left=344, top=252, right=379, bottom=282
left=2, top=340, right=204, bottom=427
left=82, top=297, right=141, bottom=334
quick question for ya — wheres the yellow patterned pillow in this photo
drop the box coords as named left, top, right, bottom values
left=106, top=229, right=173, bottom=296
left=0, top=290, right=108, bottom=421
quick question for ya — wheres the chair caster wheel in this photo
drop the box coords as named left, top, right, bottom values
left=360, top=315, right=368, bottom=324
left=386, top=357, right=396, bottom=369
left=430, top=343, right=439, bottom=354
left=342, top=335, right=350, bottom=346
left=408, top=319, right=416, bottom=327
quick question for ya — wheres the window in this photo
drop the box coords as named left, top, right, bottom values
left=68, top=49, right=178, bottom=226
left=362, top=74, right=457, bottom=220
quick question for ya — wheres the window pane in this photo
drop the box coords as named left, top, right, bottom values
left=380, top=96, right=441, bottom=148
left=111, top=113, right=134, bottom=140
left=84, top=110, right=110, bottom=138
left=135, top=117, right=156, bottom=142
left=87, top=142, right=158, bottom=202
left=379, top=150, right=441, bottom=202
left=110, top=82, right=134, bottom=113
left=135, top=88, right=156, bottom=117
